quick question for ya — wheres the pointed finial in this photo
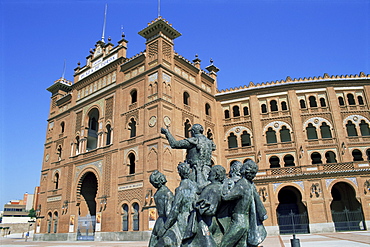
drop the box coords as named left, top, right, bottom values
left=210, top=58, right=214, bottom=65
left=77, top=61, right=81, bottom=66
left=108, top=36, right=111, bottom=42
left=101, top=4, right=108, bottom=42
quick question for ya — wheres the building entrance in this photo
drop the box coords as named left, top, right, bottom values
left=330, top=182, right=366, bottom=231
left=276, top=186, right=309, bottom=234
left=77, top=172, right=98, bottom=240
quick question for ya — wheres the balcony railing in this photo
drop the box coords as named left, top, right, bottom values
left=256, top=161, right=370, bottom=179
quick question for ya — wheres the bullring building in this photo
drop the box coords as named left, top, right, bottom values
left=35, top=16, right=370, bottom=241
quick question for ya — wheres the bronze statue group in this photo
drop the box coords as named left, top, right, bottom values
left=149, top=124, right=267, bottom=247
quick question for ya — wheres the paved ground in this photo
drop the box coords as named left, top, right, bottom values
left=0, top=231, right=369, bottom=246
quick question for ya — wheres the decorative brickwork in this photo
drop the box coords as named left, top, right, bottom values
left=162, top=41, right=172, bottom=59
left=47, top=201, right=61, bottom=211
left=103, top=154, right=112, bottom=196
left=105, top=97, right=113, bottom=121
left=66, top=165, right=73, bottom=201
left=148, top=41, right=158, bottom=59
left=75, top=111, right=82, bottom=133
left=118, top=188, right=143, bottom=205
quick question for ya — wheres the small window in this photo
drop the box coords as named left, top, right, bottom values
left=207, top=129, right=213, bottom=140
left=132, top=203, right=140, bottom=231
left=60, top=122, right=65, bottom=133
left=306, top=123, right=318, bottom=140
left=283, top=155, right=295, bottom=167
left=347, top=94, right=355, bottom=105
left=280, top=126, right=291, bottom=142
left=241, top=131, right=251, bottom=147
left=128, top=118, right=137, bottom=138
left=269, top=156, right=280, bottom=168
left=281, top=101, right=288, bottom=111
left=131, top=90, right=137, bottom=104
left=261, top=104, right=267, bottom=113
left=128, top=153, right=136, bottom=174
left=360, top=120, right=370, bottom=136
left=352, top=149, right=363, bottom=161
left=184, top=119, right=191, bottom=138
left=243, top=106, right=249, bottom=116
left=54, top=173, right=59, bottom=190
left=325, top=151, right=337, bottom=163
left=228, top=133, right=238, bottom=149
left=358, top=96, right=364, bottom=105
left=122, top=204, right=129, bottom=231
left=311, top=152, right=322, bottom=164
left=309, top=96, right=317, bottom=107
left=266, top=127, right=277, bottom=144
left=338, top=96, right=345, bottom=106
left=320, top=122, right=332, bottom=139
left=183, top=92, right=190, bottom=105
left=205, top=103, right=211, bottom=116
left=300, top=99, right=306, bottom=109
left=106, top=124, right=112, bottom=145
left=270, top=100, right=278, bottom=112
left=224, top=110, right=230, bottom=119
left=346, top=121, right=358, bottom=136
left=320, top=98, right=326, bottom=107
left=233, top=106, right=240, bottom=117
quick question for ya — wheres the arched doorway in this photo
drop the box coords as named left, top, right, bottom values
left=330, top=182, right=366, bottom=231
left=276, top=186, right=309, bottom=234
left=77, top=172, right=98, bottom=240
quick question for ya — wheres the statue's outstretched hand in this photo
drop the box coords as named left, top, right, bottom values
left=161, top=127, right=169, bottom=135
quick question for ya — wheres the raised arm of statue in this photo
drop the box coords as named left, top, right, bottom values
left=161, top=127, right=192, bottom=149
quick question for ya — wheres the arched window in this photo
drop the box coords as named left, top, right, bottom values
left=358, top=96, right=364, bottom=105
left=53, top=212, right=58, bottom=233
left=338, top=96, right=345, bottom=106
left=280, top=126, right=291, bottom=142
left=347, top=94, right=355, bottom=105
left=306, top=123, right=318, bottom=139
left=233, top=106, right=240, bottom=117
left=325, top=151, right=337, bottom=163
left=183, top=92, right=190, bottom=105
left=207, top=129, right=213, bottom=140
left=228, top=133, right=238, bottom=149
left=266, top=127, right=277, bottom=144
left=320, top=98, right=326, bottom=107
left=320, top=122, right=332, bottom=139
left=87, top=108, right=99, bottom=151
left=131, top=90, right=137, bottom=104
left=60, top=122, right=65, bottom=133
left=128, top=153, right=136, bottom=174
left=243, top=106, right=249, bottom=116
left=132, top=203, right=139, bottom=231
left=311, top=152, right=322, bottom=164
left=261, top=104, right=267, bottom=113
left=352, top=149, right=363, bottom=161
left=269, top=156, right=280, bottom=168
left=366, top=149, right=370, bottom=161
left=75, top=136, right=80, bottom=155
left=300, top=99, right=306, bottom=109
left=359, top=120, right=370, bottom=136
left=281, top=101, right=288, bottom=111
left=57, top=145, right=62, bottom=161
left=54, top=173, right=59, bottom=190
left=309, top=96, right=317, bottom=107
left=205, top=103, right=211, bottom=116
left=346, top=121, right=358, bottom=136
left=106, top=124, right=112, bottom=145
left=128, top=118, right=137, bottom=138
left=224, top=110, right=230, bottom=119
left=47, top=212, right=52, bottom=233
left=122, top=204, right=129, bottom=231
left=270, top=100, right=278, bottom=112
left=284, top=155, right=295, bottom=167
left=184, top=119, right=191, bottom=138
left=241, top=131, right=251, bottom=147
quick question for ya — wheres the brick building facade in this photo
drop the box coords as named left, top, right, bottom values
left=35, top=17, right=370, bottom=241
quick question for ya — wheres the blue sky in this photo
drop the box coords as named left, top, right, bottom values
left=0, top=0, right=369, bottom=208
